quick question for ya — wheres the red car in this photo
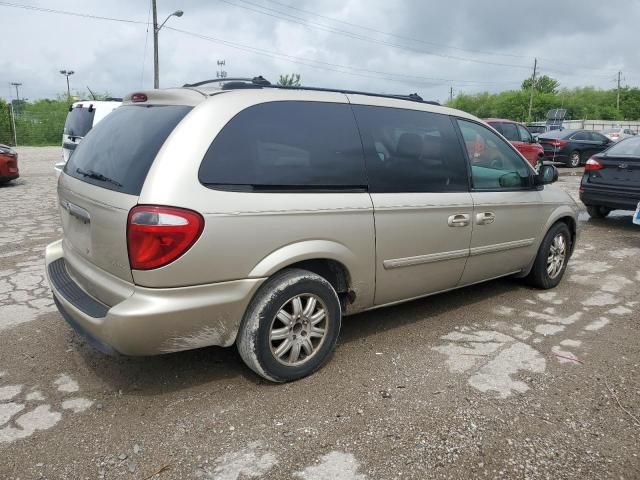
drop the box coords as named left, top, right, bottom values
left=484, top=118, right=544, bottom=168
left=0, top=144, right=19, bottom=184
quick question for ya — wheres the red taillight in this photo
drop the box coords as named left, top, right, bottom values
left=131, top=93, right=148, bottom=103
left=584, top=157, right=603, bottom=171
left=548, top=139, right=568, bottom=148
left=127, top=205, right=204, bottom=270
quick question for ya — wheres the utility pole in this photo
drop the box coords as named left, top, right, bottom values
left=527, top=57, right=537, bottom=121
left=217, top=60, right=227, bottom=79
left=449, top=86, right=454, bottom=103
left=617, top=70, right=621, bottom=113
left=152, top=0, right=159, bottom=89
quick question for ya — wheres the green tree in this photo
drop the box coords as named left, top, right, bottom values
left=521, top=75, right=560, bottom=94
left=278, top=73, right=301, bottom=87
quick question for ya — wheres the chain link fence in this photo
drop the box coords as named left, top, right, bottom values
left=0, top=101, right=68, bottom=147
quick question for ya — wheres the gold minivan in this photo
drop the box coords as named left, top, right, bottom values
left=46, top=78, right=578, bottom=382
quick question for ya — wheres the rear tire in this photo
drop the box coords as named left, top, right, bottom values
left=237, top=268, right=342, bottom=382
left=526, top=222, right=571, bottom=289
left=586, top=205, right=611, bottom=218
left=568, top=150, right=581, bottom=168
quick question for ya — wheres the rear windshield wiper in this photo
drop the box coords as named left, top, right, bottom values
left=76, top=168, right=123, bottom=188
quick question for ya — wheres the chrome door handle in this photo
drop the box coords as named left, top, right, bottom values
left=448, top=213, right=470, bottom=227
left=476, top=212, right=495, bottom=225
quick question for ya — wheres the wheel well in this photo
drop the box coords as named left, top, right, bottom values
left=556, top=216, right=577, bottom=255
left=279, top=259, right=353, bottom=306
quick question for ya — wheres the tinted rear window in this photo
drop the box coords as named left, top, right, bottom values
left=64, top=105, right=191, bottom=195
left=199, top=101, right=366, bottom=190
left=604, top=136, right=640, bottom=156
left=63, top=106, right=96, bottom=137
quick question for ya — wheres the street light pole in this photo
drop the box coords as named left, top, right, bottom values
left=60, top=70, right=75, bottom=100
left=152, top=1, right=183, bottom=89
left=10, top=82, right=22, bottom=102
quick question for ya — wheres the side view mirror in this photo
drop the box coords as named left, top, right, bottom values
left=535, top=164, right=558, bottom=185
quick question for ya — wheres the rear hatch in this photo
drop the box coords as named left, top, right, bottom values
left=587, top=138, right=640, bottom=191
left=62, top=104, right=96, bottom=162
left=59, top=103, right=192, bottom=289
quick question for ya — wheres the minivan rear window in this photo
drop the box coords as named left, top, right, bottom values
left=63, top=106, right=96, bottom=137
left=64, top=105, right=191, bottom=195
left=199, top=101, right=366, bottom=191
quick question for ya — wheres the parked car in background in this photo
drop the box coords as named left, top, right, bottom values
left=602, top=127, right=636, bottom=143
left=46, top=78, right=577, bottom=382
left=0, top=144, right=19, bottom=184
left=56, top=99, right=122, bottom=173
left=538, top=129, right=612, bottom=167
left=485, top=118, right=544, bottom=167
left=580, top=136, right=640, bottom=218
left=526, top=122, right=563, bottom=140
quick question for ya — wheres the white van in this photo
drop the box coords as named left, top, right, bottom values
left=56, top=99, right=121, bottom=172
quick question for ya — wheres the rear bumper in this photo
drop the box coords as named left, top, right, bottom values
left=580, top=186, right=640, bottom=211
left=0, top=174, right=19, bottom=183
left=45, top=239, right=265, bottom=355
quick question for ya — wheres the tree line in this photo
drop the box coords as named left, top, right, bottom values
left=446, top=75, right=640, bottom=122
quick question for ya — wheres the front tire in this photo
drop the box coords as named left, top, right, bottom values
left=586, top=205, right=611, bottom=218
left=526, top=222, right=571, bottom=289
left=237, top=269, right=342, bottom=382
left=568, top=150, right=581, bottom=168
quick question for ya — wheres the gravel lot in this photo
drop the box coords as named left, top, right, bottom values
left=1, top=147, right=639, bottom=480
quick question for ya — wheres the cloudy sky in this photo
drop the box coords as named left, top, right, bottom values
left=2, top=0, right=639, bottom=103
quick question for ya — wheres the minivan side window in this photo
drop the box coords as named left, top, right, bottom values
left=457, top=119, right=531, bottom=190
left=199, top=101, right=366, bottom=190
left=352, top=105, right=468, bottom=193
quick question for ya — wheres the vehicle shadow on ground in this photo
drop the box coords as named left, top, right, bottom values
left=339, top=278, right=518, bottom=345
left=76, top=277, right=523, bottom=395
left=579, top=211, right=637, bottom=233
left=0, top=180, right=23, bottom=189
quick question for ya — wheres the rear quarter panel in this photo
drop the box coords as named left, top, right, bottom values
left=135, top=90, right=376, bottom=310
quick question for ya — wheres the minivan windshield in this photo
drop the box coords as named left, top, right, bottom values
left=63, top=106, right=96, bottom=137
left=64, top=104, right=191, bottom=195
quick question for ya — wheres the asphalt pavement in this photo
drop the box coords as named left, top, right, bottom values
left=0, top=147, right=638, bottom=479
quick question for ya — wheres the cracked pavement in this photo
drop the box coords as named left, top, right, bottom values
left=0, top=148, right=639, bottom=479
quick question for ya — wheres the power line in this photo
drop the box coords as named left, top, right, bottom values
left=216, top=0, right=534, bottom=70
left=262, top=0, right=532, bottom=60
left=227, top=0, right=633, bottom=78
left=165, top=26, right=522, bottom=88
left=0, top=1, right=146, bottom=24
left=140, top=1, right=152, bottom=88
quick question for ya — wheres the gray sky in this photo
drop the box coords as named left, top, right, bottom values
left=2, top=0, right=639, bottom=103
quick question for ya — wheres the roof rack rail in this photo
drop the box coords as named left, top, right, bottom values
left=182, top=76, right=439, bottom=105
left=183, top=76, right=271, bottom=88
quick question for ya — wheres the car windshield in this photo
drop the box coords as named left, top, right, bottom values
left=604, top=137, right=640, bottom=156
left=528, top=126, right=546, bottom=133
